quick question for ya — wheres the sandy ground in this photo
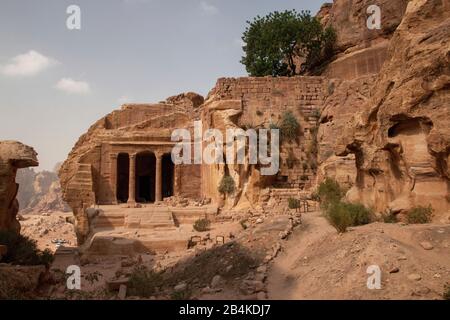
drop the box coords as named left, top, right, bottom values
left=267, top=210, right=450, bottom=300
left=18, top=209, right=450, bottom=300
left=20, top=212, right=77, bottom=252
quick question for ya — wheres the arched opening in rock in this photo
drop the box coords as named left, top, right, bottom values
left=116, top=153, right=130, bottom=203
left=161, top=153, right=174, bottom=199
left=388, top=116, right=433, bottom=138
left=136, top=152, right=156, bottom=203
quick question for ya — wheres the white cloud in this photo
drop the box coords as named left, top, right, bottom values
left=200, top=1, right=218, bottom=15
left=1, top=50, right=57, bottom=77
left=55, top=78, right=90, bottom=95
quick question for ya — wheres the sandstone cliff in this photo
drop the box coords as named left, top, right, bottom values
left=330, top=0, right=450, bottom=220
left=318, top=0, right=409, bottom=79
left=16, top=169, right=70, bottom=214
left=0, top=141, right=38, bottom=234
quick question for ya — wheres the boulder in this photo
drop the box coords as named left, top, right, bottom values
left=0, top=141, right=38, bottom=234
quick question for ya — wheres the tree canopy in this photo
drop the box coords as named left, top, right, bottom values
left=240, top=10, right=336, bottom=77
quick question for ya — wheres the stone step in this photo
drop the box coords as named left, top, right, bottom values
left=94, top=212, right=125, bottom=228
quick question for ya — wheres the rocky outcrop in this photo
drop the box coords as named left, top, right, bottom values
left=336, top=0, right=450, bottom=219
left=318, top=0, right=409, bottom=79
left=0, top=141, right=38, bottom=234
left=16, top=169, right=70, bottom=214
left=316, top=76, right=376, bottom=189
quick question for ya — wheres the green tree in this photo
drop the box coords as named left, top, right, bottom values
left=241, top=10, right=336, bottom=77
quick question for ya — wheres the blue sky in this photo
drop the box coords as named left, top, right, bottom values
left=0, top=0, right=324, bottom=171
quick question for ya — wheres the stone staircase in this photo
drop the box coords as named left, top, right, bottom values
left=92, top=205, right=176, bottom=231
left=125, top=206, right=176, bottom=230
left=94, top=206, right=126, bottom=229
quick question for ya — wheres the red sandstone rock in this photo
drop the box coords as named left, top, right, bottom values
left=335, top=0, right=450, bottom=219
left=318, top=0, right=409, bottom=79
left=0, top=141, right=38, bottom=234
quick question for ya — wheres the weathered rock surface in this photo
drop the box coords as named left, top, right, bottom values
left=335, top=0, right=450, bottom=219
left=16, top=169, right=70, bottom=214
left=0, top=141, right=38, bottom=234
left=316, top=76, right=376, bottom=189
left=318, top=0, right=409, bottom=79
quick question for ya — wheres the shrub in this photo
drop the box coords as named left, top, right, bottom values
left=288, top=198, right=300, bottom=211
left=317, top=178, right=344, bottom=209
left=0, top=230, right=54, bottom=267
left=407, top=206, right=433, bottom=224
left=128, top=266, right=162, bottom=298
left=310, top=192, right=320, bottom=202
left=218, top=175, right=235, bottom=195
left=193, top=218, right=211, bottom=232
left=280, top=111, right=300, bottom=142
left=444, top=284, right=450, bottom=300
left=325, top=201, right=372, bottom=233
left=382, top=211, right=398, bottom=224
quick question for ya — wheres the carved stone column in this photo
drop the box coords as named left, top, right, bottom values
left=128, top=153, right=136, bottom=205
left=155, top=152, right=163, bottom=202
left=110, top=153, right=118, bottom=204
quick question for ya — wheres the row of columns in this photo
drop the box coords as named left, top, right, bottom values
left=110, top=152, right=163, bottom=205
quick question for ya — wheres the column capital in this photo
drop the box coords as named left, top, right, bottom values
left=129, top=153, right=137, bottom=160
left=110, top=153, right=118, bottom=159
left=154, top=151, right=164, bottom=159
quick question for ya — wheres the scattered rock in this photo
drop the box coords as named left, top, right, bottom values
left=419, top=241, right=434, bottom=250
left=118, top=284, right=127, bottom=300
left=256, top=265, right=267, bottom=274
left=407, top=274, right=422, bottom=281
left=256, top=291, right=267, bottom=300
left=389, top=267, right=400, bottom=274
left=106, top=277, right=129, bottom=292
left=174, top=282, right=187, bottom=292
left=211, top=275, right=223, bottom=289
left=413, top=286, right=430, bottom=296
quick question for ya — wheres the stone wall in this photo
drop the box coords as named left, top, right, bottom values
left=201, top=77, right=329, bottom=207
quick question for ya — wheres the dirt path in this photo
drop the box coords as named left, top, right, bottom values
left=267, top=210, right=450, bottom=300
left=267, top=210, right=335, bottom=299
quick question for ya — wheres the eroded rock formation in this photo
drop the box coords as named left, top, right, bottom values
left=334, top=0, right=450, bottom=219
left=0, top=141, right=38, bottom=234
left=16, top=169, right=70, bottom=214
left=318, top=0, right=409, bottom=79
